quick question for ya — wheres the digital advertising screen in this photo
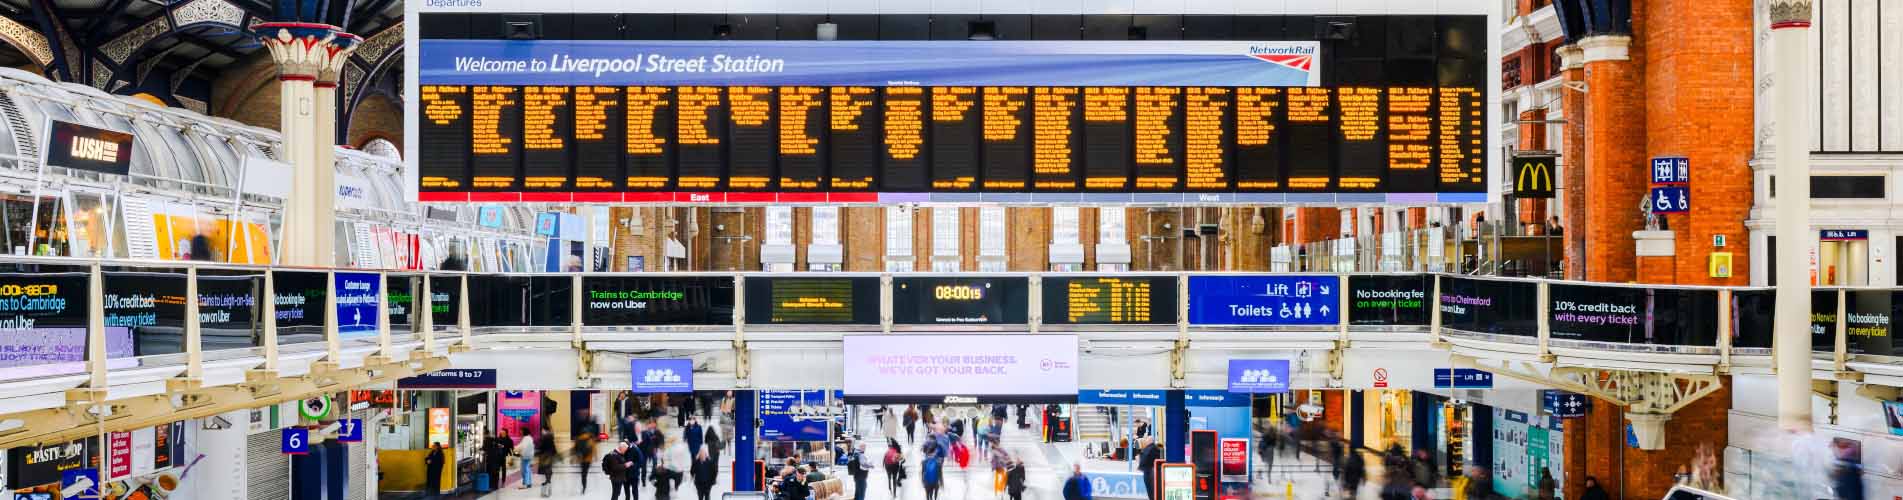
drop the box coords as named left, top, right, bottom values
left=1040, top=276, right=1177, bottom=325
left=892, top=277, right=1030, bottom=325
left=842, top=334, right=1078, bottom=402
left=742, top=276, right=880, bottom=325
left=581, top=276, right=735, bottom=326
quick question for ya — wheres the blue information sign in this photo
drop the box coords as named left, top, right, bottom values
left=334, top=272, right=381, bottom=337
left=282, top=427, right=309, bottom=455
left=759, top=390, right=830, bottom=442
left=338, top=418, right=365, bottom=443
left=1077, top=390, right=1170, bottom=406
left=1821, top=229, right=1869, bottom=241
left=1226, top=359, right=1292, bottom=394
left=1541, top=390, right=1589, bottom=418
left=60, top=469, right=99, bottom=498
left=1432, top=368, right=1494, bottom=389
left=631, top=358, right=695, bottom=393
left=1648, top=186, right=1689, bottom=214
left=1650, top=157, right=1690, bottom=184
left=397, top=369, right=498, bottom=389
left=1188, top=276, right=1339, bottom=325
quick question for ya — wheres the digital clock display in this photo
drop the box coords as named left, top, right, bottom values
left=893, top=277, right=1028, bottom=325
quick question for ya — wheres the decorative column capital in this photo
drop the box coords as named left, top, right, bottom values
left=1577, top=35, right=1631, bottom=64
left=1769, top=0, right=1813, bottom=30
left=251, top=23, right=356, bottom=82
left=1556, top=45, right=1585, bottom=71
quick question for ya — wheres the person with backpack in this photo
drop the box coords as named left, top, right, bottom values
left=652, top=457, right=684, bottom=500
left=605, top=442, right=634, bottom=500
left=1005, top=457, right=1026, bottom=500
left=884, top=440, right=907, bottom=498
left=847, top=442, right=872, bottom=500
left=904, top=406, right=920, bottom=444
left=692, top=449, right=720, bottom=500
left=921, top=448, right=945, bottom=500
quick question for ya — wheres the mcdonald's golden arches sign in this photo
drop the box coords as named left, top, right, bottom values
left=1512, top=155, right=1556, bottom=199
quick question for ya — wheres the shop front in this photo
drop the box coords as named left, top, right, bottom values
left=1074, top=390, right=1171, bottom=499
left=1359, top=390, right=1414, bottom=453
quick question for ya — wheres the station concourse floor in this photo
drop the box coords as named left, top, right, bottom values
left=470, top=409, right=1404, bottom=500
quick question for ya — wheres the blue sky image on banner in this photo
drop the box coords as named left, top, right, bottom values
left=419, top=40, right=1321, bottom=87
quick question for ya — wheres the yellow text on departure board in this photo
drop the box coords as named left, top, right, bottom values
left=1184, top=87, right=1230, bottom=189
left=1034, top=87, right=1078, bottom=189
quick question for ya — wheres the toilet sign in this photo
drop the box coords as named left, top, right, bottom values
left=1651, top=156, right=1690, bottom=184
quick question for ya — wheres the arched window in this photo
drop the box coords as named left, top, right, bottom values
left=361, top=138, right=401, bottom=160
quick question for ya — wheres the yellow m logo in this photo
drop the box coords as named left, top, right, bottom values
left=1516, top=160, right=1551, bottom=192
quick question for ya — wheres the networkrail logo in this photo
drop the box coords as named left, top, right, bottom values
left=642, top=368, right=683, bottom=384
left=1247, top=45, right=1316, bottom=72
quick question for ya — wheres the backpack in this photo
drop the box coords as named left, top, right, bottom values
left=885, top=449, right=903, bottom=468
left=922, top=457, right=942, bottom=484
left=952, top=441, right=970, bottom=468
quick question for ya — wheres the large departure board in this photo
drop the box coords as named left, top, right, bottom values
left=419, top=84, right=1487, bottom=201
left=743, top=276, right=881, bottom=325
left=1041, top=276, right=1179, bottom=325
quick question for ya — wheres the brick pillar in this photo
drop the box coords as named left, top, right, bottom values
left=1621, top=379, right=1731, bottom=498
left=1579, top=396, right=1625, bottom=500
left=842, top=207, right=883, bottom=271
left=1518, top=108, right=1550, bottom=234
left=1223, top=207, right=1271, bottom=271
left=1645, top=0, right=1754, bottom=286
left=1407, top=207, right=1427, bottom=229
left=1294, top=208, right=1341, bottom=245
left=1579, top=34, right=1646, bottom=283
left=1559, top=46, right=1588, bottom=280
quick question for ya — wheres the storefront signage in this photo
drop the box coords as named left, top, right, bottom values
left=758, top=390, right=830, bottom=442
left=1347, top=275, right=1431, bottom=325
left=582, top=276, right=735, bottom=326
left=1541, top=390, right=1589, bottom=418
left=1225, top=359, right=1291, bottom=394
left=630, top=358, right=694, bottom=393
left=334, top=272, right=381, bottom=337
left=1187, top=275, right=1339, bottom=325
left=1821, top=229, right=1869, bottom=241
left=743, top=277, right=880, bottom=325
left=842, top=334, right=1078, bottom=402
left=1040, top=276, right=1178, bottom=325
left=338, top=418, right=365, bottom=443
left=6, top=438, right=93, bottom=489
left=498, top=391, right=540, bottom=420
left=1511, top=155, right=1555, bottom=199
left=1077, top=390, right=1168, bottom=406
left=281, top=428, right=309, bottom=455
left=398, top=369, right=499, bottom=389
left=1433, top=368, right=1493, bottom=389
left=1437, top=277, right=1538, bottom=337
left=892, top=277, right=1030, bottom=325
left=42, top=120, right=133, bottom=175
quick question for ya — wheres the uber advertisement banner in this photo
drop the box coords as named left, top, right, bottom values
left=1436, top=277, right=1537, bottom=337
left=196, top=273, right=263, bottom=350
left=582, top=276, right=735, bottom=326
left=1347, top=275, right=1430, bottom=326
left=428, top=276, right=461, bottom=327
left=892, top=277, right=1029, bottom=325
left=0, top=271, right=124, bottom=378
left=1547, top=284, right=1719, bottom=346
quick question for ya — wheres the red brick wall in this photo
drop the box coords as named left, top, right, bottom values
left=1561, top=58, right=1587, bottom=280
left=1638, top=255, right=1677, bottom=285
left=1621, top=378, right=1731, bottom=498
left=1293, top=208, right=1341, bottom=245
left=1582, top=51, right=1647, bottom=282
left=1643, top=0, right=1754, bottom=286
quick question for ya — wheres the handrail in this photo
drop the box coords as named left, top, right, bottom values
left=0, top=255, right=1885, bottom=410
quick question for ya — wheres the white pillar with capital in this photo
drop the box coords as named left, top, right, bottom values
left=252, top=23, right=355, bottom=267
left=1768, top=0, right=1814, bottom=434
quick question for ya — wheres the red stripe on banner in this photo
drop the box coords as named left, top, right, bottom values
left=724, top=192, right=777, bottom=203
left=828, top=192, right=878, bottom=203
left=467, top=192, right=522, bottom=202
left=776, top=192, right=827, bottom=203
left=621, top=192, right=673, bottom=202
left=519, top=192, right=572, bottom=202
left=572, top=192, right=622, bottom=203
left=418, top=192, right=470, bottom=202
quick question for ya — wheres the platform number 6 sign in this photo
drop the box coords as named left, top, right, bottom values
left=282, top=427, right=309, bottom=455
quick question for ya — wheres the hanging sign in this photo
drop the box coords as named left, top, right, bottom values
left=338, top=418, right=365, bottom=443
left=1511, top=154, right=1555, bottom=198
left=42, top=120, right=133, bottom=175
left=281, top=428, right=310, bottom=455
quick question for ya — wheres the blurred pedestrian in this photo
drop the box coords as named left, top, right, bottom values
left=693, top=449, right=719, bottom=500
left=884, top=440, right=906, bottom=497
left=1062, top=464, right=1092, bottom=500
left=605, top=442, right=634, bottom=500
left=1580, top=476, right=1610, bottom=500
left=424, top=442, right=445, bottom=498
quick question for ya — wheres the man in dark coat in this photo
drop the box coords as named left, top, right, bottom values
left=424, top=443, right=446, bottom=498
left=685, top=418, right=705, bottom=459
left=1137, top=438, right=1161, bottom=500
left=605, top=442, right=635, bottom=500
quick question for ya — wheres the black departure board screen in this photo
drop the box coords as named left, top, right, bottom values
left=678, top=86, right=726, bottom=190
left=582, top=276, right=735, bottom=326
left=779, top=86, right=826, bottom=190
left=414, top=30, right=1490, bottom=203
left=892, top=277, right=1030, bottom=325
left=1041, top=276, right=1178, bottom=325
left=743, top=276, right=880, bottom=325
left=932, top=86, right=980, bottom=190
left=830, top=86, right=879, bottom=190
